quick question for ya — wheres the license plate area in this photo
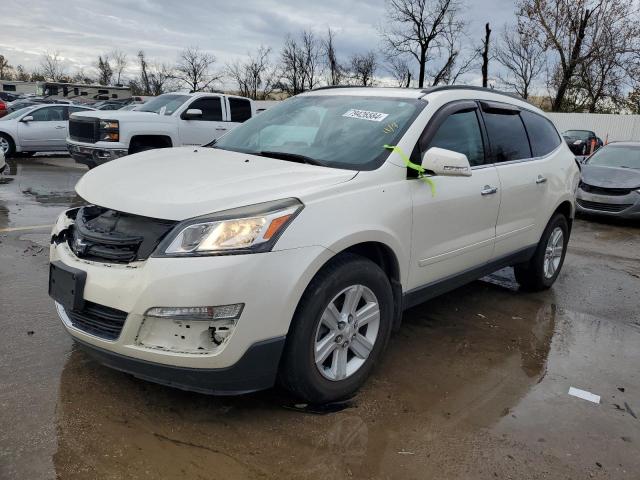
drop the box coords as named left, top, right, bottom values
left=49, top=261, right=86, bottom=312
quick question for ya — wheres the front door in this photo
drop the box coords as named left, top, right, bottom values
left=18, top=105, right=68, bottom=150
left=178, top=96, right=227, bottom=146
left=408, top=103, right=501, bottom=290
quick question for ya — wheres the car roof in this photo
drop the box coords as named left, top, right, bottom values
left=602, top=141, right=640, bottom=147
left=302, top=85, right=543, bottom=113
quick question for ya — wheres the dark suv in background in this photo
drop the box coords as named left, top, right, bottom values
left=562, top=129, right=603, bottom=156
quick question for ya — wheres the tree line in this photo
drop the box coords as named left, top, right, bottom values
left=1, top=0, right=640, bottom=113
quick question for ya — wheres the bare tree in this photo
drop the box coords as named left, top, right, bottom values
left=227, top=46, right=278, bottom=100
left=429, top=17, right=477, bottom=86
left=380, top=0, right=464, bottom=88
left=323, top=28, right=344, bottom=86
left=111, top=49, right=128, bottom=85
left=386, top=57, right=413, bottom=87
left=279, top=31, right=321, bottom=95
left=0, top=55, right=13, bottom=80
left=149, top=63, right=177, bottom=95
left=96, top=55, right=113, bottom=85
left=71, top=68, right=94, bottom=85
left=137, top=51, right=151, bottom=94
left=15, top=65, right=30, bottom=82
left=348, top=52, right=377, bottom=86
left=175, top=47, right=221, bottom=92
left=481, top=23, right=491, bottom=87
left=495, top=22, right=545, bottom=99
left=40, top=51, right=67, bottom=81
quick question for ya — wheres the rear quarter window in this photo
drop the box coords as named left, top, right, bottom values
left=229, top=98, right=252, bottom=122
left=483, top=111, right=531, bottom=162
left=520, top=110, right=562, bottom=157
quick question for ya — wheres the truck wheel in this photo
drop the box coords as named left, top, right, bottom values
left=279, top=253, right=393, bottom=403
left=0, top=133, right=15, bottom=157
left=514, top=213, right=569, bottom=291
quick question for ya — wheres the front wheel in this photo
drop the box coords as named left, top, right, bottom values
left=0, top=133, right=15, bottom=157
left=279, top=254, right=394, bottom=403
left=514, top=213, right=569, bottom=291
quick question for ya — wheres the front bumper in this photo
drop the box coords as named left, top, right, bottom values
left=67, top=141, right=128, bottom=168
left=73, top=334, right=285, bottom=395
left=50, top=211, right=333, bottom=393
left=576, top=188, right=640, bottom=219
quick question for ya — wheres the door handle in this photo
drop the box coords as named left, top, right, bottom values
left=536, top=175, right=547, bottom=184
left=481, top=185, right=498, bottom=196
left=215, top=127, right=228, bottom=131
left=55, top=126, right=65, bottom=129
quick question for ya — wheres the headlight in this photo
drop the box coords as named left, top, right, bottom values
left=155, top=198, right=303, bottom=256
left=99, top=119, right=119, bottom=142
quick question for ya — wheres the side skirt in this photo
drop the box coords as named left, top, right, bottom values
left=402, top=246, right=536, bottom=311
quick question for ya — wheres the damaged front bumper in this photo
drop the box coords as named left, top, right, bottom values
left=67, top=141, right=128, bottom=168
left=49, top=208, right=329, bottom=394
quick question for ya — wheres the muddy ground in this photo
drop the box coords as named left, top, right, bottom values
left=0, top=156, right=638, bottom=479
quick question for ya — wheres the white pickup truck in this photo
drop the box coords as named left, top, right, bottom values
left=66, top=92, right=255, bottom=168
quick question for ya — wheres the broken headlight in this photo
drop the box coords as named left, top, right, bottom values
left=155, top=198, right=303, bottom=257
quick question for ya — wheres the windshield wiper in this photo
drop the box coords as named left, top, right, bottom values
left=259, top=151, right=326, bottom=167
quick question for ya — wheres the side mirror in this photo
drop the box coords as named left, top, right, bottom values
left=21, top=115, right=34, bottom=123
left=422, top=147, right=472, bottom=177
left=182, top=108, right=203, bottom=120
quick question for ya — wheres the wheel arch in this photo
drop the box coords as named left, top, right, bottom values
left=0, top=130, right=16, bottom=153
left=128, top=135, right=173, bottom=153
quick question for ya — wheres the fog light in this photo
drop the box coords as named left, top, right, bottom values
left=145, top=304, right=243, bottom=320
left=136, top=304, right=243, bottom=354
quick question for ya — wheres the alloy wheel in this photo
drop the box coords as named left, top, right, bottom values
left=314, top=285, right=380, bottom=381
left=543, top=227, right=564, bottom=279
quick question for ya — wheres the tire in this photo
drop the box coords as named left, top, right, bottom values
left=129, top=144, right=156, bottom=155
left=514, top=213, right=569, bottom=291
left=279, top=253, right=394, bottom=403
left=0, top=133, right=15, bottom=157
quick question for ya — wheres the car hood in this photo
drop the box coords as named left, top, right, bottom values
left=71, top=110, right=169, bottom=122
left=75, top=147, right=358, bottom=220
left=581, top=165, right=640, bottom=189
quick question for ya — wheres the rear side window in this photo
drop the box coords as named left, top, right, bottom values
left=483, top=111, right=531, bottom=162
left=427, top=110, right=485, bottom=166
left=520, top=110, right=561, bottom=157
left=228, top=98, right=252, bottom=122
left=188, top=97, right=223, bottom=121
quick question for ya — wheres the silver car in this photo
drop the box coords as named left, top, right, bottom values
left=576, top=142, right=640, bottom=219
left=0, top=104, right=94, bottom=157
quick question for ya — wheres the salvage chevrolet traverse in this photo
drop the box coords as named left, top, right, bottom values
left=49, top=86, right=579, bottom=402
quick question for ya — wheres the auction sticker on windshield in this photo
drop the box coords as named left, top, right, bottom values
left=343, top=109, right=389, bottom=122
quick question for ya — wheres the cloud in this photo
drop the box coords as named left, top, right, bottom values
left=1, top=0, right=517, bottom=84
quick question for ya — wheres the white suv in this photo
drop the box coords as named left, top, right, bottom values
left=49, top=87, right=579, bottom=402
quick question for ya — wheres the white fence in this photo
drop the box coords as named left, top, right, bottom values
left=547, top=113, right=640, bottom=143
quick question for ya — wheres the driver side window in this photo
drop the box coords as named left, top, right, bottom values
left=187, top=98, right=222, bottom=121
left=426, top=110, right=485, bottom=167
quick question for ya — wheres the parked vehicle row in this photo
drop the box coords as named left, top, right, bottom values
left=66, top=92, right=255, bottom=167
left=49, top=86, right=579, bottom=403
left=0, top=104, right=95, bottom=156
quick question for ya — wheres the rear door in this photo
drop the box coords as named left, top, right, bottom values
left=223, top=97, right=253, bottom=135
left=408, top=101, right=501, bottom=290
left=481, top=103, right=557, bottom=258
left=178, top=96, right=226, bottom=146
left=18, top=105, right=68, bottom=150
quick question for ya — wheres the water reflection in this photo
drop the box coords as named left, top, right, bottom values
left=53, top=277, right=557, bottom=479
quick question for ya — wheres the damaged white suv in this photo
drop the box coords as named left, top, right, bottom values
left=49, top=87, right=579, bottom=402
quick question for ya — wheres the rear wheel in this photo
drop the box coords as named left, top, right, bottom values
left=514, top=213, right=569, bottom=291
left=279, top=254, right=393, bottom=403
left=0, top=133, right=15, bottom=157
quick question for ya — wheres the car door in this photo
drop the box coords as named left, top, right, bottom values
left=408, top=101, right=501, bottom=290
left=224, top=97, right=253, bottom=134
left=17, top=105, right=68, bottom=150
left=480, top=102, right=550, bottom=258
left=178, top=96, right=227, bottom=146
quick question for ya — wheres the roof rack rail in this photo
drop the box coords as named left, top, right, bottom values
left=420, top=85, right=524, bottom=101
left=311, top=85, right=368, bottom=91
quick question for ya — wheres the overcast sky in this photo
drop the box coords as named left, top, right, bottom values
left=2, top=0, right=517, bottom=85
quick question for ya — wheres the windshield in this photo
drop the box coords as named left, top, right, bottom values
left=137, top=94, right=190, bottom=115
left=563, top=130, right=591, bottom=139
left=587, top=145, right=640, bottom=169
left=213, top=95, right=425, bottom=170
left=1, top=106, right=36, bottom=121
